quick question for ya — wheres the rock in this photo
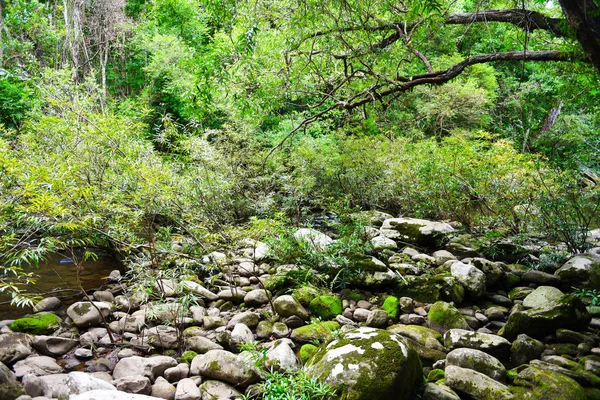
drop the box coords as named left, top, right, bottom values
left=0, top=361, right=23, bottom=399
left=182, top=281, right=219, bottom=301
left=71, top=390, right=158, bottom=399
left=265, top=340, right=299, bottom=372
left=0, top=333, right=32, bottom=364
left=446, top=348, right=506, bottom=382
left=371, top=236, right=398, bottom=250
left=174, top=378, right=200, bottom=400
left=521, top=270, right=561, bottom=286
left=229, top=324, right=254, bottom=351
left=450, top=262, right=486, bottom=297
left=510, top=365, right=588, bottom=399
left=432, top=250, right=457, bottom=265
left=113, top=356, right=178, bottom=381
left=9, top=314, right=60, bottom=335
left=381, top=218, right=454, bottom=247
left=304, top=327, right=423, bottom=400
left=353, top=308, right=370, bottom=322
left=114, top=376, right=152, bottom=395
left=243, top=290, right=270, bottom=307
left=93, top=290, right=114, bottom=302
left=293, top=228, right=334, bottom=250
left=522, top=286, right=564, bottom=309
left=444, top=329, right=511, bottom=358
left=530, top=359, right=600, bottom=388
left=216, top=289, right=247, bottom=303
left=202, top=316, right=226, bottom=330
left=298, top=344, right=319, bottom=362
left=273, top=295, right=309, bottom=320
left=190, top=350, right=260, bottom=387
left=381, top=296, right=399, bottom=321
left=471, top=258, right=505, bottom=286
left=309, top=296, right=342, bottom=320
left=32, top=297, right=61, bottom=313
left=427, top=301, right=470, bottom=333
left=444, top=365, right=513, bottom=400
left=499, top=294, right=590, bottom=340
left=272, top=322, right=290, bottom=338
left=555, top=255, right=600, bottom=289
left=421, top=383, right=461, bottom=400
left=163, top=364, right=189, bottom=383
left=387, top=324, right=445, bottom=351
left=31, top=336, right=78, bottom=357
left=35, top=371, right=116, bottom=398
left=396, top=275, right=464, bottom=304
left=198, top=380, right=241, bottom=400
left=366, top=309, right=388, bottom=328
left=142, top=326, right=180, bottom=349
left=510, top=334, right=544, bottom=366
left=226, top=311, right=259, bottom=330
left=290, top=321, right=340, bottom=343
left=75, top=348, right=94, bottom=359
left=66, top=302, right=112, bottom=328
left=13, top=356, right=63, bottom=377
left=151, top=377, right=176, bottom=400
left=508, top=287, right=534, bottom=301
left=348, top=268, right=398, bottom=289
left=185, top=336, right=223, bottom=354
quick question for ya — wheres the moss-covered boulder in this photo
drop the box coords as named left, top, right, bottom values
left=292, top=286, right=322, bottom=306
left=0, top=361, right=23, bottom=400
left=10, top=313, right=61, bottom=335
left=304, top=327, right=423, bottom=400
left=499, top=294, right=590, bottom=341
left=381, top=296, right=399, bottom=321
left=427, top=301, right=470, bottom=333
left=396, top=275, right=464, bottom=305
left=445, top=365, right=513, bottom=400
left=299, top=344, right=319, bottom=362
left=309, top=296, right=342, bottom=320
left=555, top=256, right=600, bottom=289
left=509, top=365, right=587, bottom=399
left=381, top=218, right=454, bottom=248
left=387, top=324, right=445, bottom=351
left=290, top=321, right=340, bottom=343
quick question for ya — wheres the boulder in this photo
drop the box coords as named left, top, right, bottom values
left=396, top=275, right=464, bottom=304
left=174, top=378, right=200, bottom=400
left=35, top=371, right=116, bottom=398
left=244, top=290, right=271, bottom=307
left=510, top=334, right=545, bottom=366
left=371, top=236, right=398, bottom=251
left=71, top=390, right=158, bottom=399
left=265, top=340, right=299, bottom=372
left=381, top=296, right=399, bottom=321
left=9, top=313, right=60, bottom=335
left=31, top=335, right=78, bottom=357
left=522, top=286, right=564, bottom=309
left=151, top=377, right=176, bottom=400
left=446, top=348, right=506, bottom=382
left=380, top=218, right=454, bottom=248
left=510, top=365, right=588, bottom=399
left=450, top=262, right=486, bottom=297
left=293, top=228, right=334, bottom=250
left=444, top=365, right=513, bottom=400
left=387, top=324, right=445, bottom=352
left=185, top=336, right=223, bottom=354
left=290, top=321, right=340, bottom=343
left=229, top=323, right=254, bottom=351
left=499, top=294, right=590, bottom=340
left=555, top=256, right=600, bottom=289
left=141, top=326, right=180, bottom=350
left=181, top=281, right=219, bottom=301
left=190, top=350, right=261, bottom=387
left=444, top=329, right=511, bottom=358
left=273, top=295, right=309, bottom=320
left=226, top=311, right=259, bottom=329
left=0, top=333, right=32, bottom=364
left=114, top=376, right=152, bottom=395
left=366, top=309, right=388, bottom=328
left=427, top=301, right=470, bottom=333
left=471, top=258, right=505, bottom=286
left=13, top=356, right=63, bottom=377
left=32, top=297, right=61, bottom=313
left=309, top=296, right=342, bottom=320
left=421, top=383, right=461, bottom=400
left=198, top=380, right=241, bottom=400
left=0, top=361, right=23, bottom=399
left=304, top=327, right=423, bottom=400
left=113, top=356, right=177, bottom=381
left=66, top=302, right=112, bottom=328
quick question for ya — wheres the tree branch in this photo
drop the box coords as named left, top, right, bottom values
left=445, top=9, right=569, bottom=37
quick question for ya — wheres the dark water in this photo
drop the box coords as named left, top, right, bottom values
left=0, top=252, right=120, bottom=320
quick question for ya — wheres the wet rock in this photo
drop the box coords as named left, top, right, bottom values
left=444, top=365, right=513, bottom=400
left=304, top=327, right=422, bottom=400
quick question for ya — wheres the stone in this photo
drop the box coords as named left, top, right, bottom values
left=113, top=356, right=178, bottom=381
left=190, top=350, right=260, bottom=387
left=13, top=356, right=63, bottom=378
left=114, top=376, right=152, bottom=395
left=93, top=290, right=114, bottom=302
left=164, top=364, right=189, bottom=383
left=432, top=250, right=457, bottom=265
left=348, top=268, right=398, bottom=289
left=34, top=371, right=116, bottom=398
left=216, top=289, right=247, bottom=303
left=299, top=344, right=319, bottom=362
left=255, top=321, right=273, bottom=339
left=174, top=378, right=200, bottom=400
left=0, top=333, right=32, bottom=364
left=366, top=309, right=388, bottom=328
left=151, top=377, right=176, bottom=400
left=304, top=327, right=423, bottom=400
left=10, top=314, right=61, bottom=336
left=450, top=262, right=486, bottom=297
left=31, top=336, right=78, bottom=357
left=427, top=301, right=470, bottom=333
left=508, top=287, right=534, bottom=301
left=381, top=218, right=454, bottom=247
left=523, top=286, right=564, bottom=309
left=67, top=302, right=112, bottom=328
left=290, top=321, right=340, bottom=343
left=182, top=281, right=219, bottom=301
left=444, top=366, right=513, bottom=400
left=309, top=296, right=342, bottom=320
left=421, top=383, right=461, bottom=400
left=510, top=334, right=544, bottom=366
left=226, top=311, right=259, bottom=329
left=387, top=324, right=445, bottom=352
left=293, top=228, right=334, bottom=250
left=353, top=308, right=370, bottom=322
left=0, top=360, right=23, bottom=399
left=185, top=336, right=223, bottom=354
left=555, top=255, right=600, bottom=289
left=265, top=340, right=299, bottom=372
left=32, top=297, right=61, bottom=313
left=229, top=324, right=254, bottom=351
left=396, top=275, right=464, bottom=304
left=243, top=290, right=271, bottom=307
left=71, top=390, right=158, bottom=399
left=75, top=348, right=94, bottom=359
left=141, top=326, right=180, bottom=349
left=202, top=316, right=226, bottom=330
left=444, top=329, right=511, bottom=358
left=198, top=380, right=241, bottom=400
left=446, top=348, right=506, bottom=382
left=273, top=295, right=309, bottom=320
left=522, top=270, right=561, bottom=286
left=510, top=365, right=588, bottom=399
left=471, top=258, right=505, bottom=286
left=272, top=322, right=290, bottom=338
left=499, top=294, right=590, bottom=340
left=371, top=236, right=398, bottom=250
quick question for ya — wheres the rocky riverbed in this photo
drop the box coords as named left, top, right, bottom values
left=1, top=214, right=600, bottom=400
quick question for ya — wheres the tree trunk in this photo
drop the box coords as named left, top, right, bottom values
left=558, top=0, right=600, bottom=71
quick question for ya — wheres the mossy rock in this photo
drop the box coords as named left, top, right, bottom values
left=292, top=286, right=322, bottom=306
left=381, top=296, right=399, bottom=322
left=427, top=301, right=470, bottom=333
left=180, top=350, right=198, bottom=364
left=510, top=365, right=587, bottom=399
left=396, top=275, right=463, bottom=305
left=264, top=274, right=295, bottom=292
left=304, top=327, right=423, bottom=400
left=299, top=344, right=319, bottom=362
left=290, top=321, right=340, bottom=343
left=10, top=313, right=60, bottom=335
left=427, top=369, right=445, bottom=382
left=309, top=296, right=342, bottom=320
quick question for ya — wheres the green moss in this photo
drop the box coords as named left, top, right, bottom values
left=292, top=285, right=322, bottom=306
left=510, top=366, right=587, bottom=400
left=395, top=275, right=463, bottom=305
left=346, top=291, right=363, bottom=302
left=265, top=274, right=295, bottom=291
left=381, top=296, right=399, bottom=321
left=427, top=369, right=444, bottom=382
left=309, top=296, right=342, bottom=320
left=10, top=313, right=60, bottom=335
left=180, top=350, right=198, bottom=364
left=290, top=321, right=340, bottom=343
left=299, top=343, right=319, bottom=362
left=427, top=301, right=469, bottom=331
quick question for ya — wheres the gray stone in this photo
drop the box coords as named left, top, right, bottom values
left=265, top=340, right=299, bottom=372
left=174, top=378, right=200, bottom=400
left=32, top=298, right=61, bottom=313
left=71, top=389, right=158, bottom=399
left=113, top=356, right=177, bottom=381
left=13, top=356, right=63, bottom=377
left=31, top=336, right=78, bottom=357
left=521, top=270, right=560, bottom=286
left=0, top=360, right=23, bottom=399
left=0, top=333, right=32, bottom=364
left=198, top=380, right=241, bottom=400
left=229, top=324, right=254, bottom=351
left=114, top=376, right=152, bottom=395
left=444, top=329, right=511, bottom=358
left=227, top=312, right=259, bottom=329
left=182, top=281, right=219, bottom=301
left=35, top=371, right=116, bottom=398
left=66, top=302, right=112, bottom=328
left=451, top=262, right=486, bottom=297
left=380, top=218, right=454, bottom=247
left=366, top=309, right=388, bottom=328
left=510, top=334, right=544, bottom=366
left=164, top=364, right=189, bottom=383
left=555, top=255, right=600, bottom=289
left=293, top=228, right=334, bottom=250
left=151, top=377, right=176, bottom=400
left=523, top=286, right=564, bottom=309
left=422, top=383, right=460, bottom=400
left=93, top=291, right=114, bottom=302
left=185, top=336, right=223, bottom=354
left=190, top=350, right=261, bottom=387
left=371, top=236, right=398, bottom=251
left=243, top=290, right=271, bottom=307
left=273, top=295, right=309, bottom=320
left=444, top=365, right=513, bottom=400
left=446, top=348, right=506, bottom=382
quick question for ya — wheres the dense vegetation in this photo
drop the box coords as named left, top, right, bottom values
left=1, top=0, right=600, bottom=305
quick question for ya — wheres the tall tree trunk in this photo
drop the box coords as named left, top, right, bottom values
left=559, top=0, right=600, bottom=71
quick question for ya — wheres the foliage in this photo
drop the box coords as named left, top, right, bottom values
left=572, top=287, right=600, bottom=307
